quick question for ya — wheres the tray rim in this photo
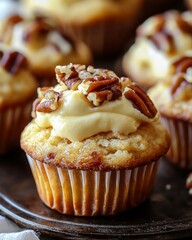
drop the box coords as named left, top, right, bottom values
left=1, top=192, right=192, bottom=239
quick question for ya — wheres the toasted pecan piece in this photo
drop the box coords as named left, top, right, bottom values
left=0, top=51, right=27, bottom=74
left=124, top=84, right=157, bottom=118
left=35, top=90, right=61, bottom=113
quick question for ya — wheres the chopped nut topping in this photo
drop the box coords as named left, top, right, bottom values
left=124, top=84, right=157, bottom=118
left=137, top=11, right=192, bottom=54
left=8, top=15, right=23, bottom=25
left=171, top=56, right=192, bottom=95
left=34, top=89, right=61, bottom=114
left=55, top=65, right=81, bottom=90
left=0, top=51, right=27, bottom=74
left=55, top=64, right=122, bottom=106
left=23, top=18, right=52, bottom=42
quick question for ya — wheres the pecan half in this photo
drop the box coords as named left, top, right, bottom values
left=35, top=90, right=61, bottom=113
left=176, top=17, right=192, bottom=35
left=85, top=76, right=122, bottom=106
left=171, top=56, right=192, bottom=94
left=0, top=51, right=27, bottom=74
left=8, top=15, right=23, bottom=25
left=173, top=57, right=192, bottom=74
left=124, top=84, right=157, bottom=118
left=23, top=18, right=52, bottom=42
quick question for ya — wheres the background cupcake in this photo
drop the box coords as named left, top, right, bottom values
left=0, top=44, right=37, bottom=154
left=185, top=0, right=192, bottom=10
left=21, top=63, right=169, bottom=216
left=122, top=10, right=192, bottom=89
left=22, top=0, right=144, bottom=56
left=149, top=52, right=192, bottom=169
left=0, top=13, right=92, bottom=86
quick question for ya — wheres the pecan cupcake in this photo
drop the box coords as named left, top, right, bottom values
left=0, top=45, right=37, bottom=154
left=21, top=63, right=169, bottom=216
left=149, top=52, right=192, bottom=169
left=123, top=11, right=192, bottom=89
left=185, top=0, right=192, bottom=10
left=22, top=0, right=143, bottom=56
left=0, top=14, right=92, bottom=86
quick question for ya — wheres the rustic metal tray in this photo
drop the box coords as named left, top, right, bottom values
left=0, top=150, right=192, bottom=240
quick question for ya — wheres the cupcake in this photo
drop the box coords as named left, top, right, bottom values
left=185, top=0, right=192, bottom=10
left=0, top=14, right=92, bottom=86
left=186, top=172, right=192, bottom=195
left=149, top=52, right=192, bottom=169
left=21, top=63, right=169, bottom=216
left=0, top=45, right=37, bottom=154
left=22, top=0, right=144, bottom=56
left=123, top=10, right=192, bottom=89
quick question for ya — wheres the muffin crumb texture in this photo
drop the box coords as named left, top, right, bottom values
left=21, top=120, right=168, bottom=171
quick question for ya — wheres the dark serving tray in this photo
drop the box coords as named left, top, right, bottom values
left=0, top=150, right=192, bottom=240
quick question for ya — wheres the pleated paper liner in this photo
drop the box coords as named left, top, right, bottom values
left=0, top=102, right=32, bottom=155
left=27, top=155, right=159, bottom=216
left=161, top=116, right=192, bottom=169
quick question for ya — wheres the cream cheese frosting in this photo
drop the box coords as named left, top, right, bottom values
left=33, top=64, right=158, bottom=142
left=148, top=52, right=192, bottom=120
left=123, top=11, right=192, bottom=88
left=7, top=18, right=73, bottom=70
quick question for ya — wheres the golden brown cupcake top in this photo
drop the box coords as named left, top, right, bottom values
left=148, top=52, right=192, bottom=121
left=32, top=63, right=158, bottom=142
left=0, top=44, right=37, bottom=109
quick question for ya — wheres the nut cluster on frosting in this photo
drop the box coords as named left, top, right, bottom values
left=137, top=11, right=192, bottom=54
left=33, top=64, right=157, bottom=119
left=0, top=50, right=27, bottom=74
left=170, top=55, right=192, bottom=97
left=1, top=14, right=74, bottom=52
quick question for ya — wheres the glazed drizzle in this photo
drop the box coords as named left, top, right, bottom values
left=171, top=56, right=192, bottom=94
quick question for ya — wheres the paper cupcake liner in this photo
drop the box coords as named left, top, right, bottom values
left=0, top=102, right=32, bottom=155
left=161, top=116, right=192, bottom=169
left=63, top=20, right=137, bottom=56
left=27, top=155, right=159, bottom=216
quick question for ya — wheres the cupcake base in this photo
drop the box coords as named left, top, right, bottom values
left=27, top=155, right=159, bottom=216
left=161, top=116, right=192, bottom=169
left=0, top=102, right=32, bottom=155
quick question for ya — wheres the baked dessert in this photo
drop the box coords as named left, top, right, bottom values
left=21, top=63, right=169, bottom=216
left=123, top=10, right=192, bottom=89
left=0, top=44, right=37, bottom=154
left=185, top=0, right=192, bottom=10
left=0, top=14, right=92, bottom=86
left=149, top=52, right=192, bottom=169
left=186, top=172, right=192, bottom=195
left=21, top=0, right=143, bottom=56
